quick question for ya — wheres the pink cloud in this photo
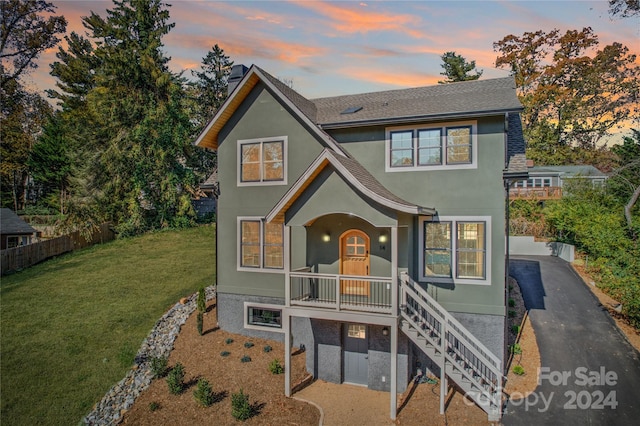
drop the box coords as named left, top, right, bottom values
left=336, top=66, right=439, bottom=88
left=294, top=1, right=424, bottom=38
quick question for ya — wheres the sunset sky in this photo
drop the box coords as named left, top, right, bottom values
left=27, top=0, right=640, bottom=100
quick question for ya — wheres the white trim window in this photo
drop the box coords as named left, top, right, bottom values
left=515, top=177, right=552, bottom=188
left=386, top=121, right=477, bottom=172
left=244, top=302, right=284, bottom=332
left=419, top=216, right=491, bottom=285
left=237, top=136, right=287, bottom=186
left=238, top=217, right=284, bottom=271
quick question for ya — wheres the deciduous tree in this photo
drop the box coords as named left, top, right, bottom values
left=0, top=0, right=65, bottom=210
left=609, top=0, right=639, bottom=18
left=0, top=0, right=66, bottom=88
left=494, top=28, right=640, bottom=164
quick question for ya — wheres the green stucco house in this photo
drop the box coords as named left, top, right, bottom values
left=195, top=65, right=528, bottom=421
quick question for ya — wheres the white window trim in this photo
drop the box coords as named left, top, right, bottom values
left=237, top=216, right=287, bottom=273
left=243, top=302, right=285, bottom=333
left=418, top=216, right=491, bottom=285
left=237, top=136, right=288, bottom=186
left=385, top=121, right=477, bottom=172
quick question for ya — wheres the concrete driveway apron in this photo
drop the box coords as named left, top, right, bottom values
left=504, top=256, right=640, bottom=425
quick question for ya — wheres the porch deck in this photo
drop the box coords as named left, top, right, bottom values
left=289, top=271, right=393, bottom=314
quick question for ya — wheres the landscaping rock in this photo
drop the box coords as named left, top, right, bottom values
left=82, top=286, right=216, bottom=425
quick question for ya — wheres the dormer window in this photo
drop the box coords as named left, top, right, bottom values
left=238, top=136, right=287, bottom=186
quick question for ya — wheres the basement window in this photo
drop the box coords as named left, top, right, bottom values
left=244, top=303, right=284, bottom=332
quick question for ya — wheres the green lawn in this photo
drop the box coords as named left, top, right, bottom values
left=0, top=225, right=216, bottom=425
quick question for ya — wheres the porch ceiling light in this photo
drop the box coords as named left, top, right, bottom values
left=322, top=232, right=331, bottom=242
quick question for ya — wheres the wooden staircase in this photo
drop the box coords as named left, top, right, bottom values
left=399, top=272, right=504, bottom=421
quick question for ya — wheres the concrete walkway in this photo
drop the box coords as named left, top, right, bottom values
left=295, top=380, right=395, bottom=425
left=505, top=256, right=640, bottom=425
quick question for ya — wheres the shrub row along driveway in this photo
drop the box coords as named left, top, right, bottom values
left=505, top=256, right=640, bottom=425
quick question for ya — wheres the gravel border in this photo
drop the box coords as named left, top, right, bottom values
left=82, top=286, right=216, bottom=425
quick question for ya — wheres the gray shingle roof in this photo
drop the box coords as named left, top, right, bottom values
left=1, top=208, right=37, bottom=234
left=326, top=150, right=434, bottom=213
left=530, top=165, right=607, bottom=177
left=200, top=169, right=218, bottom=189
left=256, top=66, right=318, bottom=122
left=312, top=77, right=522, bottom=127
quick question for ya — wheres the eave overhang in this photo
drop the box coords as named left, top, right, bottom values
left=194, top=65, right=346, bottom=155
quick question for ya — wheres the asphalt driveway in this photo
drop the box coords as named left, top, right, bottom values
left=504, top=256, right=640, bottom=425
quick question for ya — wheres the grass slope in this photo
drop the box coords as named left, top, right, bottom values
left=0, top=225, right=215, bottom=425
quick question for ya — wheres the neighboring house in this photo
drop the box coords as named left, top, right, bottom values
left=0, top=208, right=39, bottom=250
left=510, top=163, right=607, bottom=200
left=195, top=65, right=527, bottom=421
left=192, top=169, right=218, bottom=220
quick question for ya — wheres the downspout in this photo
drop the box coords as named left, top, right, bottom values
left=214, top=185, right=220, bottom=328
left=503, top=112, right=510, bottom=370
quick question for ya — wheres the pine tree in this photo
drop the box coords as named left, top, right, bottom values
left=76, top=0, right=197, bottom=235
left=191, top=44, right=233, bottom=126
left=438, top=51, right=483, bottom=84
left=28, top=114, right=73, bottom=214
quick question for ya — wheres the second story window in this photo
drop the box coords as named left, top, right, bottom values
left=238, top=137, right=287, bottom=186
left=386, top=121, right=476, bottom=171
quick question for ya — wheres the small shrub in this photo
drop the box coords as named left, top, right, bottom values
left=166, top=363, right=185, bottom=395
left=225, top=338, right=234, bottom=344
left=508, top=284, right=514, bottom=292
left=149, top=401, right=160, bottom=412
left=231, top=389, right=252, bottom=421
left=220, top=351, right=230, bottom=357
left=510, top=343, right=522, bottom=355
left=193, top=378, right=215, bottom=407
left=197, top=312, right=204, bottom=336
left=269, top=359, right=284, bottom=374
left=513, top=365, right=525, bottom=375
left=263, top=345, right=272, bottom=353
left=508, top=298, right=516, bottom=307
left=244, top=342, right=254, bottom=348
left=150, top=356, right=168, bottom=378
left=508, top=310, right=517, bottom=318
left=511, top=325, right=521, bottom=334
left=240, top=355, right=251, bottom=363
left=197, top=287, right=206, bottom=313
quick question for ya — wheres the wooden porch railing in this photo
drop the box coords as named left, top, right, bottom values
left=289, top=271, right=393, bottom=314
left=509, top=186, right=562, bottom=199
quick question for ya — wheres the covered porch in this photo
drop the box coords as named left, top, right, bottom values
left=285, top=212, right=402, bottom=316
left=263, top=149, right=436, bottom=420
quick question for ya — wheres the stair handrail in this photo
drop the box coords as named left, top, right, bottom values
left=400, top=272, right=502, bottom=372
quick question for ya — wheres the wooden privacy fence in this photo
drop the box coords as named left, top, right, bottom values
left=1, top=223, right=115, bottom=276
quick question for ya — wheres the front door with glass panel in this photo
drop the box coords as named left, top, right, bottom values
left=343, top=323, right=368, bottom=385
left=339, top=230, right=370, bottom=296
